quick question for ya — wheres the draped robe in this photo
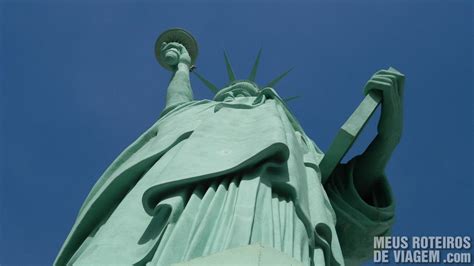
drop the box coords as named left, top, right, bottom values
left=55, top=89, right=395, bottom=266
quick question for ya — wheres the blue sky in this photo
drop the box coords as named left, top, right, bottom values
left=1, top=1, right=472, bottom=265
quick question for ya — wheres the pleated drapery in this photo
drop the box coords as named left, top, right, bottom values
left=69, top=136, right=311, bottom=265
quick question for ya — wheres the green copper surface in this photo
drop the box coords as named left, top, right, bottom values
left=56, top=29, right=404, bottom=266
left=155, top=28, right=198, bottom=71
left=173, top=244, right=304, bottom=266
left=223, top=51, right=236, bottom=82
left=319, top=92, right=381, bottom=182
left=248, top=49, right=262, bottom=82
left=265, top=68, right=293, bottom=88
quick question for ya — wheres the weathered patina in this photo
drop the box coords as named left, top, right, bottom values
left=55, top=29, right=404, bottom=266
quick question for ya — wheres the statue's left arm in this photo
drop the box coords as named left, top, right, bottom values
left=353, top=68, right=405, bottom=200
left=323, top=68, right=404, bottom=265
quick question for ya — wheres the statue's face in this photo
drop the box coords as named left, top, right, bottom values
left=214, top=80, right=260, bottom=101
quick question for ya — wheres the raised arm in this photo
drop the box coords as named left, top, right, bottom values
left=160, top=42, right=194, bottom=111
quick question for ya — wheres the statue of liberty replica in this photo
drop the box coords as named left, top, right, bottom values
left=55, top=29, right=404, bottom=266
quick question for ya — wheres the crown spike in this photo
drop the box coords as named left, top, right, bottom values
left=193, top=71, right=219, bottom=94
left=223, top=51, right=236, bottom=82
left=248, top=48, right=262, bottom=82
left=282, top=95, right=300, bottom=103
left=265, top=68, right=293, bottom=88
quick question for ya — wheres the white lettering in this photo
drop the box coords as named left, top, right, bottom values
left=374, top=250, right=389, bottom=263
left=393, top=250, right=440, bottom=263
left=374, top=236, right=385, bottom=249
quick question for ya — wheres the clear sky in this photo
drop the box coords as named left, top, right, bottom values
left=1, top=1, right=472, bottom=265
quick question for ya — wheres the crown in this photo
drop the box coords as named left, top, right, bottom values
left=155, top=29, right=297, bottom=103
left=193, top=50, right=293, bottom=98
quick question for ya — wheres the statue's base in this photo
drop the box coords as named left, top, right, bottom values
left=172, top=244, right=303, bottom=266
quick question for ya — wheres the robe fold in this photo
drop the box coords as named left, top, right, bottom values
left=55, top=92, right=394, bottom=266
